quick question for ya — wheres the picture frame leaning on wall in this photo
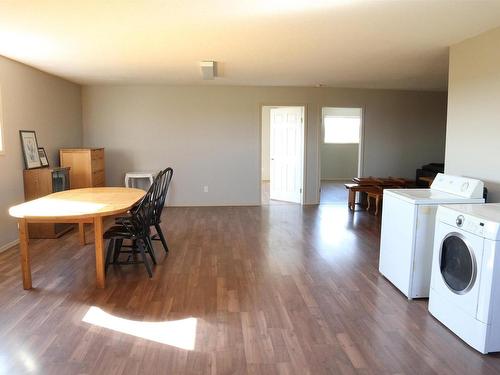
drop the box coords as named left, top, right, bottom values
left=19, top=130, right=42, bottom=169
left=38, top=147, right=49, bottom=167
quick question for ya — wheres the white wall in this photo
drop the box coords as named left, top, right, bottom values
left=321, top=145, right=358, bottom=180
left=321, top=107, right=361, bottom=180
left=83, top=85, right=447, bottom=206
left=0, top=56, right=82, bottom=250
left=445, top=26, right=500, bottom=202
left=261, top=106, right=272, bottom=180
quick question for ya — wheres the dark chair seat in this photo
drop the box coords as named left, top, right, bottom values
left=104, top=225, right=139, bottom=239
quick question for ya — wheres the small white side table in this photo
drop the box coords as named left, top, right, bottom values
left=124, top=171, right=158, bottom=189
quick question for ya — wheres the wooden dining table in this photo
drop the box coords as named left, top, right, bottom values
left=8, top=187, right=145, bottom=289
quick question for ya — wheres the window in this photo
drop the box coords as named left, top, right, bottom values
left=324, top=116, right=360, bottom=144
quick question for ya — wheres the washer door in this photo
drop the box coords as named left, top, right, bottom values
left=440, top=233, right=476, bottom=295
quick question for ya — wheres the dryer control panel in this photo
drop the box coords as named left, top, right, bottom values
left=431, top=173, right=484, bottom=199
left=455, top=214, right=485, bottom=237
left=437, top=204, right=500, bottom=241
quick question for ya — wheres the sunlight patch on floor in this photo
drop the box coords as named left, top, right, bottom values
left=17, top=350, right=37, bottom=373
left=318, top=206, right=351, bottom=247
left=82, top=306, right=197, bottom=350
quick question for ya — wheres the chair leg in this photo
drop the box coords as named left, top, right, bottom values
left=138, top=240, right=153, bottom=278
left=113, top=238, right=123, bottom=263
left=154, top=223, right=169, bottom=254
left=146, top=237, right=157, bottom=265
left=130, top=239, right=139, bottom=262
left=105, top=239, right=115, bottom=274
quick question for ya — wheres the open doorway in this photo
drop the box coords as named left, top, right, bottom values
left=261, top=106, right=305, bottom=205
left=320, top=107, right=363, bottom=204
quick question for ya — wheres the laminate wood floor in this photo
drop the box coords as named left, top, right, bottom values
left=1, top=205, right=500, bottom=374
left=320, top=181, right=350, bottom=205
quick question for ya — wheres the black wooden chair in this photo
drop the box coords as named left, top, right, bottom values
left=104, top=172, right=159, bottom=277
left=150, top=167, right=173, bottom=254
left=106, top=168, right=173, bottom=277
left=116, top=168, right=173, bottom=252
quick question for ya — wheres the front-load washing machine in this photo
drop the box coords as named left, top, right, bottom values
left=429, top=203, right=500, bottom=354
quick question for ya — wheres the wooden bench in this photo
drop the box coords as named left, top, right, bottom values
left=353, top=176, right=414, bottom=188
left=366, top=187, right=383, bottom=216
left=352, top=177, right=378, bottom=186
left=344, top=183, right=374, bottom=210
left=346, top=177, right=413, bottom=213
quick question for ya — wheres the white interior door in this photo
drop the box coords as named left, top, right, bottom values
left=270, top=107, right=304, bottom=203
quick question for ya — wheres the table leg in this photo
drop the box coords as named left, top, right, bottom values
left=94, top=216, right=106, bottom=288
left=19, top=218, right=32, bottom=289
left=79, top=222, right=86, bottom=245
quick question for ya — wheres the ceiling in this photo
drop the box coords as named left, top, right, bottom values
left=1, top=1, right=500, bottom=90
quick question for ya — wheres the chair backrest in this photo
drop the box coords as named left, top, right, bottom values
left=126, top=184, right=155, bottom=238
left=152, top=167, right=173, bottom=224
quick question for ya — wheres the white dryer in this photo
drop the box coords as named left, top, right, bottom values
left=429, top=204, right=500, bottom=354
left=379, top=174, right=484, bottom=299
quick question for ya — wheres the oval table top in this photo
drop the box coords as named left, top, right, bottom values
left=9, top=187, right=145, bottom=220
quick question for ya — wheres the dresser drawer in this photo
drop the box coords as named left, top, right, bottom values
left=91, top=157, right=104, bottom=172
left=60, top=148, right=105, bottom=189
left=92, top=170, right=105, bottom=187
left=91, top=148, right=104, bottom=161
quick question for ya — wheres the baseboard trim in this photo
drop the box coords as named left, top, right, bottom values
left=0, top=239, right=19, bottom=253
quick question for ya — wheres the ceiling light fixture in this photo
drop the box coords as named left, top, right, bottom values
left=200, top=61, right=217, bottom=80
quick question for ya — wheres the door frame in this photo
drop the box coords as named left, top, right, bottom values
left=259, top=104, right=307, bottom=205
left=317, top=106, right=365, bottom=202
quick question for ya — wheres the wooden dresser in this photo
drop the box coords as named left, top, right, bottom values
left=23, top=167, right=73, bottom=238
left=60, top=148, right=105, bottom=189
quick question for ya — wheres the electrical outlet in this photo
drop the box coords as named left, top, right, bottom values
left=203, top=185, right=209, bottom=193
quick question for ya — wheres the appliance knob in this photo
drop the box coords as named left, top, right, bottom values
left=456, top=215, right=465, bottom=227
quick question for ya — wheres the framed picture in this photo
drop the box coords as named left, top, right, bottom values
left=38, top=147, right=49, bottom=167
left=19, top=130, right=42, bottom=169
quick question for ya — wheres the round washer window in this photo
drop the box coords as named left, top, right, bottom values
left=440, top=234, right=476, bottom=294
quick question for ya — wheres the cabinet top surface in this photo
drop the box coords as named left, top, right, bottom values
left=24, top=167, right=70, bottom=172
left=60, top=148, right=104, bottom=152
left=9, top=187, right=144, bottom=219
